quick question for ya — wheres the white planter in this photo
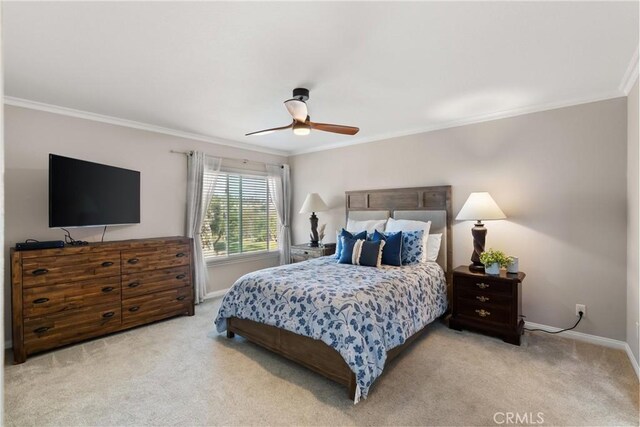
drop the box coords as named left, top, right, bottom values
left=507, top=257, right=519, bottom=274
left=484, top=262, right=500, bottom=275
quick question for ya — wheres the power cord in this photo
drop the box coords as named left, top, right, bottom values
left=525, top=311, right=584, bottom=334
left=101, top=225, right=107, bottom=243
left=61, top=228, right=89, bottom=246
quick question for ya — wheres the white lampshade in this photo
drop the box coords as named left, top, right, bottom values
left=299, top=193, right=328, bottom=214
left=456, top=192, right=506, bottom=221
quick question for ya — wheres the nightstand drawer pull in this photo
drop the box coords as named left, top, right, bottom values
left=476, top=296, right=490, bottom=302
left=475, top=309, right=491, bottom=317
left=476, top=282, right=490, bottom=289
left=304, top=251, right=309, bottom=255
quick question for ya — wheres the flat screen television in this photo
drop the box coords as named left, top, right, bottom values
left=49, top=154, right=141, bottom=227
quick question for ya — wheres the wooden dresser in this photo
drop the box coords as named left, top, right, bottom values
left=290, top=243, right=336, bottom=263
left=449, top=265, right=525, bottom=345
left=11, top=236, right=194, bottom=363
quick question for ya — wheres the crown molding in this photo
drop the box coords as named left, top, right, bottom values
left=289, top=90, right=624, bottom=156
left=3, top=97, right=289, bottom=157
left=620, top=45, right=639, bottom=95
left=618, top=46, right=640, bottom=95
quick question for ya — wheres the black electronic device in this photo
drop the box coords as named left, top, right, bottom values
left=49, top=154, right=140, bottom=228
left=15, top=240, right=65, bottom=251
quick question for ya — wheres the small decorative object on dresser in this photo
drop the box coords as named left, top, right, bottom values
left=299, top=193, right=329, bottom=247
left=11, top=236, right=195, bottom=363
left=290, top=243, right=336, bottom=263
left=449, top=265, right=525, bottom=345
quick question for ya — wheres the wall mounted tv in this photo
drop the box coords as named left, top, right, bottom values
left=49, top=154, right=141, bottom=228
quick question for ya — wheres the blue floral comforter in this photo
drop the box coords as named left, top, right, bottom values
left=214, top=256, right=448, bottom=401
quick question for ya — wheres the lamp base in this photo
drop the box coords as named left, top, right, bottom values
left=469, top=263, right=485, bottom=272
left=308, top=241, right=319, bottom=248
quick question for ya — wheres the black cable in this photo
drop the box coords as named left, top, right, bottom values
left=61, top=227, right=76, bottom=244
left=101, top=226, right=107, bottom=243
left=525, top=312, right=583, bottom=334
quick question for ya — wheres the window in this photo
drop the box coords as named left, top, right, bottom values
left=201, top=171, right=279, bottom=260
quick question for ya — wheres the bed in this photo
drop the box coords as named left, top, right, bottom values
left=214, top=186, right=452, bottom=402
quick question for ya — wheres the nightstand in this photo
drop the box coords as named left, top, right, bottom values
left=290, top=243, right=336, bottom=263
left=449, top=265, right=525, bottom=345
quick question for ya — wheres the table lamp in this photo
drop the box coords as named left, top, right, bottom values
left=299, top=193, right=328, bottom=247
left=456, top=192, right=506, bottom=271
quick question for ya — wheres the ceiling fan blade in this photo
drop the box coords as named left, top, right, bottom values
left=308, top=121, right=360, bottom=135
left=245, top=121, right=294, bottom=136
left=284, top=99, right=308, bottom=122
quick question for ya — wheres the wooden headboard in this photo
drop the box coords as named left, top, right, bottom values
left=345, top=185, right=453, bottom=289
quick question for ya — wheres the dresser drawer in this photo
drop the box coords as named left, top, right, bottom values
left=122, top=286, right=192, bottom=328
left=24, top=303, right=121, bottom=354
left=121, top=243, right=191, bottom=274
left=454, top=276, right=512, bottom=296
left=122, top=265, right=191, bottom=298
left=456, top=300, right=510, bottom=325
left=21, top=251, right=121, bottom=288
left=23, top=276, right=121, bottom=318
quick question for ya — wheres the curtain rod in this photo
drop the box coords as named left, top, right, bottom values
left=170, top=150, right=284, bottom=169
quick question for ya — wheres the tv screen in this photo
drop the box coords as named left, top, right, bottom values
left=49, top=154, right=140, bottom=227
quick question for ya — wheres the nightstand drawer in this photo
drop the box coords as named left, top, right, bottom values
left=291, top=248, right=322, bottom=259
left=454, top=276, right=512, bottom=296
left=457, top=300, right=510, bottom=325
left=457, top=288, right=512, bottom=308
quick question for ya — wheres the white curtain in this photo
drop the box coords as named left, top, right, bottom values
left=267, top=164, right=292, bottom=265
left=186, top=151, right=222, bottom=304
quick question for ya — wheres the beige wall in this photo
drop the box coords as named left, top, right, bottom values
left=290, top=98, right=628, bottom=341
left=4, top=105, right=286, bottom=343
left=627, top=78, right=639, bottom=366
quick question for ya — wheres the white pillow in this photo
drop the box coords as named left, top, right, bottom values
left=426, top=233, right=442, bottom=262
left=386, top=218, right=432, bottom=262
left=346, top=218, right=387, bottom=234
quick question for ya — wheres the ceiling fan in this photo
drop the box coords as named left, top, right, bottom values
left=246, top=88, right=359, bottom=137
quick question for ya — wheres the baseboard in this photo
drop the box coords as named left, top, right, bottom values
left=624, top=342, right=640, bottom=380
left=525, top=321, right=640, bottom=380
left=204, top=288, right=230, bottom=300
left=524, top=321, right=627, bottom=349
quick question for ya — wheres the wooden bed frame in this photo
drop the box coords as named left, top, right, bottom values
left=226, top=186, right=452, bottom=399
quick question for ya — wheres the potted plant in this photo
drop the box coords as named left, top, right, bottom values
left=479, top=249, right=512, bottom=275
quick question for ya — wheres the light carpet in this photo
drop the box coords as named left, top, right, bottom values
left=5, top=298, right=639, bottom=426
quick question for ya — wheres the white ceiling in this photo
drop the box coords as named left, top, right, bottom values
left=3, top=1, right=638, bottom=155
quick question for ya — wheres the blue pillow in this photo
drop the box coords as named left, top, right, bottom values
left=371, top=230, right=403, bottom=266
left=335, top=229, right=367, bottom=259
left=338, top=237, right=385, bottom=267
left=401, top=230, right=425, bottom=265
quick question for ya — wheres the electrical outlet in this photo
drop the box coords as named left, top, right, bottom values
left=576, top=304, right=586, bottom=317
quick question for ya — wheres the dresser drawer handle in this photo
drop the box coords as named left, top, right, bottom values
left=176, top=252, right=186, bottom=258
left=475, top=309, right=491, bottom=317
left=33, top=297, right=50, bottom=304
left=127, top=258, right=139, bottom=264
left=304, top=251, right=309, bottom=255
left=128, top=282, right=140, bottom=288
left=102, top=311, right=115, bottom=318
left=476, top=296, right=490, bottom=302
left=129, top=306, right=140, bottom=312
left=176, top=296, right=187, bottom=301
left=34, top=326, right=50, bottom=334
left=101, top=261, right=114, bottom=267
left=476, top=283, right=490, bottom=289
left=31, top=268, right=49, bottom=276
left=176, top=274, right=186, bottom=280
left=102, top=287, right=114, bottom=293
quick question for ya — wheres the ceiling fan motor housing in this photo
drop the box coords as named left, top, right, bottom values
left=292, top=87, right=309, bottom=101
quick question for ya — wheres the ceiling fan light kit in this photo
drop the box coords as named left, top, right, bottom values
left=246, top=88, right=359, bottom=137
